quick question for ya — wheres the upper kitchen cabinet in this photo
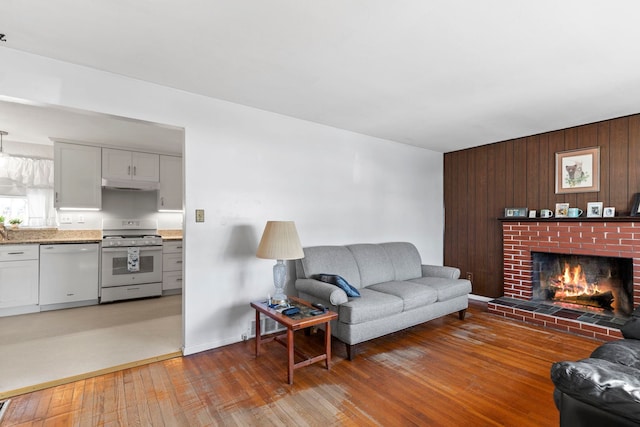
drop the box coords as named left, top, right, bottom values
left=158, top=155, right=183, bottom=211
left=54, top=142, right=102, bottom=209
left=102, top=148, right=159, bottom=182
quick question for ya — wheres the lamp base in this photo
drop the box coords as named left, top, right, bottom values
left=272, top=259, right=288, bottom=305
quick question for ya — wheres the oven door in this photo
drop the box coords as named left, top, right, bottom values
left=101, top=245, right=163, bottom=287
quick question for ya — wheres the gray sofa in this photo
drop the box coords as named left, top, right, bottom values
left=294, top=242, right=472, bottom=360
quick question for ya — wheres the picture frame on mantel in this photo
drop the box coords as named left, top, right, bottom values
left=504, top=207, right=528, bottom=218
left=631, top=193, right=640, bottom=216
left=555, top=147, right=600, bottom=194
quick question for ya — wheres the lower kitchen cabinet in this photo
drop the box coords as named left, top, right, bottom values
left=163, top=240, right=183, bottom=294
left=0, top=244, right=40, bottom=317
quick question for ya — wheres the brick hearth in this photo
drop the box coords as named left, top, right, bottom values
left=488, top=219, right=640, bottom=341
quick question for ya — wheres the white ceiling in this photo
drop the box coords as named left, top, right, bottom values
left=2, top=1, right=640, bottom=153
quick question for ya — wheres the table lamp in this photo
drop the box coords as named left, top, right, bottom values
left=256, top=221, right=304, bottom=305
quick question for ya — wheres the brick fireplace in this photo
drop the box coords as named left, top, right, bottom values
left=488, top=219, right=640, bottom=341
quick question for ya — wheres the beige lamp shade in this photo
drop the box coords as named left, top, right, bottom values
left=256, top=221, right=304, bottom=260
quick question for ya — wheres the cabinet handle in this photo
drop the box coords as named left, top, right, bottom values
left=176, top=246, right=183, bottom=249
left=133, top=166, right=137, bottom=176
left=161, top=197, right=164, bottom=206
left=176, top=278, right=183, bottom=282
left=55, top=192, right=59, bottom=203
left=7, top=251, right=25, bottom=255
left=176, top=260, right=183, bottom=264
left=128, top=165, right=131, bottom=176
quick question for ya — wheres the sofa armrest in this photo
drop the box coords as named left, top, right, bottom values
left=295, top=279, right=349, bottom=306
left=421, top=264, right=461, bottom=279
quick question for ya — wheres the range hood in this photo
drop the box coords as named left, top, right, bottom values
left=101, top=178, right=160, bottom=191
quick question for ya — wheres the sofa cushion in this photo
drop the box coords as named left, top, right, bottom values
left=313, top=274, right=361, bottom=298
left=408, top=277, right=471, bottom=301
left=298, top=246, right=362, bottom=288
left=347, top=244, right=395, bottom=287
left=338, top=288, right=403, bottom=324
left=380, top=242, right=422, bottom=280
left=367, top=281, right=437, bottom=311
left=590, top=339, right=640, bottom=370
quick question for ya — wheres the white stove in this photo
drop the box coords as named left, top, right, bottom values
left=102, top=235, right=163, bottom=247
left=100, top=219, right=163, bottom=303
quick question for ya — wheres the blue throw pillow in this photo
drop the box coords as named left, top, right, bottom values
left=313, top=274, right=361, bottom=297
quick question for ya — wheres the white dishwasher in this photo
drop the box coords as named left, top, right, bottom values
left=39, top=243, right=100, bottom=310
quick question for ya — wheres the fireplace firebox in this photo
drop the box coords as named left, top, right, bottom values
left=532, top=252, right=633, bottom=317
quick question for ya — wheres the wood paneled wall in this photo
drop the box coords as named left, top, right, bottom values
left=444, top=114, right=640, bottom=297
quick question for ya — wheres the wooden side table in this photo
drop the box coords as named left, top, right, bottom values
left=251, top=296, right=338, bottom=385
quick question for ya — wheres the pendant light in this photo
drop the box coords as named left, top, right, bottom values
left=0, top=130, right=7, bottom=157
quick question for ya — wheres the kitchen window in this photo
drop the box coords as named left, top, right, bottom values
left=0, top=156, right=55, bottom=226
left=0, top=196, right=28, bottom=224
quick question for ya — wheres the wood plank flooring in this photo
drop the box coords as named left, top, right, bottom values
left=1, top=302, right=600, bottom=426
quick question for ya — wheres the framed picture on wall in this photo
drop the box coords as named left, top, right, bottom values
left=555, top=147, right=600, bottom=194
left=587, top=202, right=604, bottom=217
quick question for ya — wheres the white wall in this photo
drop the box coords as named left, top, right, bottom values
left=0, top=48, right=444, bottom=355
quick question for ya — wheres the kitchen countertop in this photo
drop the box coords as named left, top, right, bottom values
left=159, top=229, right=183, bottom=241
left=0, top=228, right=183, bottom=245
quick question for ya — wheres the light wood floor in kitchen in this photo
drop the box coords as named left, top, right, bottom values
left=0, top=295, right=182, bottom=399
left=0, top=301, right=601, bottom=426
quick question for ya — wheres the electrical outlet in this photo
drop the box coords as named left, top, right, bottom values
left=77, top=215, right=85, bottom=223
left=195, top=209, right=205, bottom=223
left=60, top=215, right=72, bottom=224
left=466, top=272, right=473, bottom=282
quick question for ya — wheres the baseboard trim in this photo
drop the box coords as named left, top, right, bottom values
left=469, top=294, right=493, bottom=302
left=0, top=351, right=183, bottom=400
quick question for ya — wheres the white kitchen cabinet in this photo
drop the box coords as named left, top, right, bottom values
left=54, top=142, right=102, bottom=209
left=162, top=240, right=183, bottom=294
left=39, top=243, right=99, bottom=310
left=102, top=148, right=159, bottom=182
left=158, top=155, right=183, bottom=211
left=0, top=244, right=40, bottom=316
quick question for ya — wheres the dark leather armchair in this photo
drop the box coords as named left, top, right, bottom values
left=550, top=315, right=640, bottom=426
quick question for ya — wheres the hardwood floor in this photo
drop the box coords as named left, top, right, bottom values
left=1, top=302, right=600, bottom=426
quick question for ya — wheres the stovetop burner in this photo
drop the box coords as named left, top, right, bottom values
left=101, top=219, right=162, bottom=247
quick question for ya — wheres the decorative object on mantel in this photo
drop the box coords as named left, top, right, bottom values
left=504, top=207, right=528, bottom=217
left=603, top=207, right=615, bottom=218
left=541, top=209, right=553, bottom=218
left=587, top=202, right=604, bottom=217
left=528, top=210, right=536, bottom=218
left=631, top=193, right=640, bottom=217
left=555, top=147, right=600, bottom=194
left=555, top=203, right=569, bottom=218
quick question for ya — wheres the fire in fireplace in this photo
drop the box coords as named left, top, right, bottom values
left=532, top=252, right=633, bottom=317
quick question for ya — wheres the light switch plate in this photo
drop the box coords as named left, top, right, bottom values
left=60, top=215, right=73, bottom=224
left=195, top=209, right=205, bottom=223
